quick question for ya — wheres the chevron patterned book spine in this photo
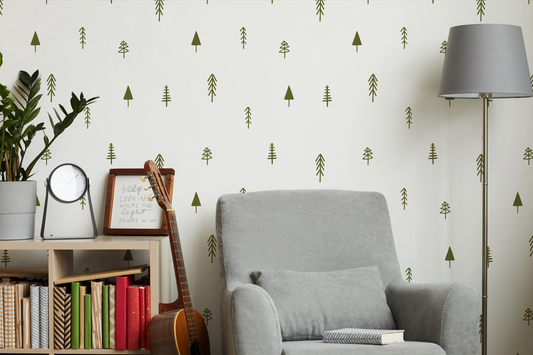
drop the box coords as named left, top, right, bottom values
left=323, top=328, right=404, bottom=345
left=22, top=297, right=30, bottom=348
left=91, top=281, right=103, bottom=349
left=53, top=286, right=66, bottom=349
left=64, top=292, right=72, bottom=349
left=109, top=284, right=116, bottom=349
left=39, top=286, right=48, bottom=349
left=30, top=284, right=40, bottom=349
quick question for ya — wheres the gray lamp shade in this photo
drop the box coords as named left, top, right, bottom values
left=438, top=24, right=533, bottom=99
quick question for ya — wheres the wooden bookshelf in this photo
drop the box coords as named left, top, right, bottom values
left=0, top=235, right=168, bottom=355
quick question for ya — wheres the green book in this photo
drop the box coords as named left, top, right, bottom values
left=71, top=282, right=80, bottom=349
left=84, top=294, right=92, bottom=350
left=102, top=284, right=109, bottom=349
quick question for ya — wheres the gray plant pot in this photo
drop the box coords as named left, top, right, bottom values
left=0, top=181, right=37, bottom=240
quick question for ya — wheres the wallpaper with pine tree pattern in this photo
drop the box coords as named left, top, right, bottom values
left=1, top=1, right=533, bottom=354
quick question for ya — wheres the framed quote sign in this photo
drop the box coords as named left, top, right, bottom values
left=103, top=168, right=175, bottom=235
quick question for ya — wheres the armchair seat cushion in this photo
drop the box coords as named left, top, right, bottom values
left=282, top=340, right=446, bottom=355
left=252, top=266, right=396, bottom=341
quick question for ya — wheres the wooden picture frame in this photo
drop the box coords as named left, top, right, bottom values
left=103, top=168, right=175, bottom=235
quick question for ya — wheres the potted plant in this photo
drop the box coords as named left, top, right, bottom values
left=0, top=52, right=98, bottom=240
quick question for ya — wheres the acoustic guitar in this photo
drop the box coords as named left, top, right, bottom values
left=143, top=160, right=210, bottom=355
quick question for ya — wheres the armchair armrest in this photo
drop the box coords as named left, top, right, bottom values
left=385, top=278, right=480, bottom=355
left=222, top=283, right=282, bottom=355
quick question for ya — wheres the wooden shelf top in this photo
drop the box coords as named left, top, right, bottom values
left=0, top=235, right=167, bottom=250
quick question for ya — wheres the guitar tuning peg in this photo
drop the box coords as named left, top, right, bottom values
left=148, top=196, right=154, bottom=202
left=144, top=184, right=156, bottom=191
left=140, top=176, right=147, bottom=182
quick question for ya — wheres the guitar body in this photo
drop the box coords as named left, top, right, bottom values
left=149, top=309, right=210, bottom=355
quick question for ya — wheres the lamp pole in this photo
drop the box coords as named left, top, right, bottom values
left=481, top=94, right=490, bottom=355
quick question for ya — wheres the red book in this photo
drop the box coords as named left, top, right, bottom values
left=145, top=285, right=151, bottom=350
left=139, top=287, right=146, bottom=349
left=126, top=285, right=140, bottom=350
left=115, top=275, right=134, bottom=350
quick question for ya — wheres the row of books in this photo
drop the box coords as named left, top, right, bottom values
left=54, top=274, right=151, bottom=350
left=0, top=273, right=151, bottom=351
left=0, top=278, right=48, bottom=349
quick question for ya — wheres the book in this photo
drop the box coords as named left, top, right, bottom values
left=126, top=285, right=141, bottom=350
left=84, top=294, right=91, bottom=349
left=144, top=285, right=150, bottom=350
left=0, top=282, right=8, bottom=348
left=22, top=297, right=30, bottom=348
left=109, top=284, right=116, bottom=349
left=71, top=282, right=80, bottom=349
left=102, top=284, right=109, bottom=349
left=39, top=285, right=48, bottom=349
left=139, top=286, right=146, bottom=349
left=53, top=286, right=67, bottom=349
left=30, top=284, right=40, bottom=349
left=91, top=281, right=103, bottom=349
left=323, top=328, right=404, bottom=345
left=79, top=285, right=87, bottom=349
left=116, top=274, right=134, bottom=350
left=3, top=283, right=15, bottom=348
left=15, top=282, right=30, bottom=348
left=64, top=292, right=72, bottom=349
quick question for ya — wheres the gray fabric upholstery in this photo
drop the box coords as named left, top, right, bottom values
left=252, top=267, right=395, bottom=341
left=217, top=190, right=480, bottom=355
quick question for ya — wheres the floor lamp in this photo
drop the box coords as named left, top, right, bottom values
left=438, top=24, right=533, bottom=355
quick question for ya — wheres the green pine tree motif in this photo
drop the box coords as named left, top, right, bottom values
left=524, top=308, right=533, bottom=326
left=524, top=147, right=533, bottom=165
left=240, top=188, right=246, bottom=193
left=445, top=98, right=455, bottom=107
left=2, top=250, right=10, bottom=267
left=0, top=0, right=3, bottom=16
left=192, top=192, right=201, bottom=213
left=202, top=308, right=212, bottom=326
left=124, top=86, right=133, bottom=107
left=530, top=74, right=533, bottom=89
left=192, top=31, right=201, bottom=52
left=244, top=107, right=252, bottom=129
left=79, top=27, right=87, bottom=49
left=284, top=86, right=294, bottom=107
left=118, top=40, right=129, bottom=58
left=107, top=143, right=116, bottom=164
left=476, top=154, right=484, bottom=182
left=514, top=192, right=523, bottom=213
left=162, top=85, right=171, bottom=107
left=440, top=201, right=451, bottom=219
left=202, top=147, right=212, bottom=165
left=352, top=31, right=362, bottom=53
left=207, top=74, right=217, bottom=102
left=240, top=27, right=247, bottom=49
left=529, top=235, right=533, bottom=257
left=46, top=74, right=56, bottom=102
left=279, top=41, right=290, bottom=58
left=323, top=86, right=332, bottom=107
left=84, top=107, right=91, bottom=129
left=84, top=267, right=90, bottom=273
left=123, top=250, right=133, bottom=267
left=267, top=143, right=277, bottom=164
left=41, top=148, right=51, bottom=165
left=155, top=0, right=164, bottom=22
left=428, top=143, right=438, bottom=164
left=400, top=27, right=408, bottom=49
left=362, top=147, right=373, bottom=165
left=368, top=74, right=378, bottom=102
left=405, top=267, right=412, bottom=282
left=80, top=194, right=87, bottom=210
left=207, top=234, right=217, bottom=263
left=477, top=0, right=486, bottom=22
left=445, top=246, right=455, bottom=267
left=31, top=32, right=40, bottom=52
left=316, top=0, right=325, bottom=22
left=400, top=188, right=408, bottom=210
left=405, top=107, right=413, bottom=129
left=315, top=154, right=325, bottom=182
left=486, top=246, right=493, bottom=268
left=440, top=40, right=447, bottom=54
left=155, top=154, right=164, bottom=168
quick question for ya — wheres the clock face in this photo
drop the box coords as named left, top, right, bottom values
left=49, top=163, right=88, bottom=203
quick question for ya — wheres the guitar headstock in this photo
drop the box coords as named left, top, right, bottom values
left=142, top=160, right=173, bottom=211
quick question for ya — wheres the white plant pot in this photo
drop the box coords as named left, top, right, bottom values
left=0, top=181, right=37, bottom=240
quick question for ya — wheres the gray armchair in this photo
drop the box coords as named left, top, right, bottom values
left=216, top=190, right=479, bottom=355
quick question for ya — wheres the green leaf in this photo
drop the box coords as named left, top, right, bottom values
left=19, top=71, right=32, bottom=87
left=0, top=52, right=3, bottom=67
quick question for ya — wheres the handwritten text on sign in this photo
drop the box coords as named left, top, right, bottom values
left=109, top=175, right=164, bottom=229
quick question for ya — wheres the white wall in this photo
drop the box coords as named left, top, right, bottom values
left=1, top=1, right=533, bottom=354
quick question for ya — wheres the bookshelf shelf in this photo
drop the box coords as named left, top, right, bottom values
left=0, top=235, right=168, bottom=355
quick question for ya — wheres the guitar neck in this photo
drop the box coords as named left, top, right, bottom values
left=167, top=210, right=200, bottom=343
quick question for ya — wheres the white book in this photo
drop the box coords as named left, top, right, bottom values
left=323, top=328, right=404, bottom=345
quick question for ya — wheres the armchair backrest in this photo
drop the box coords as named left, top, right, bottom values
left=216, top=190, right=402, bottom=291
